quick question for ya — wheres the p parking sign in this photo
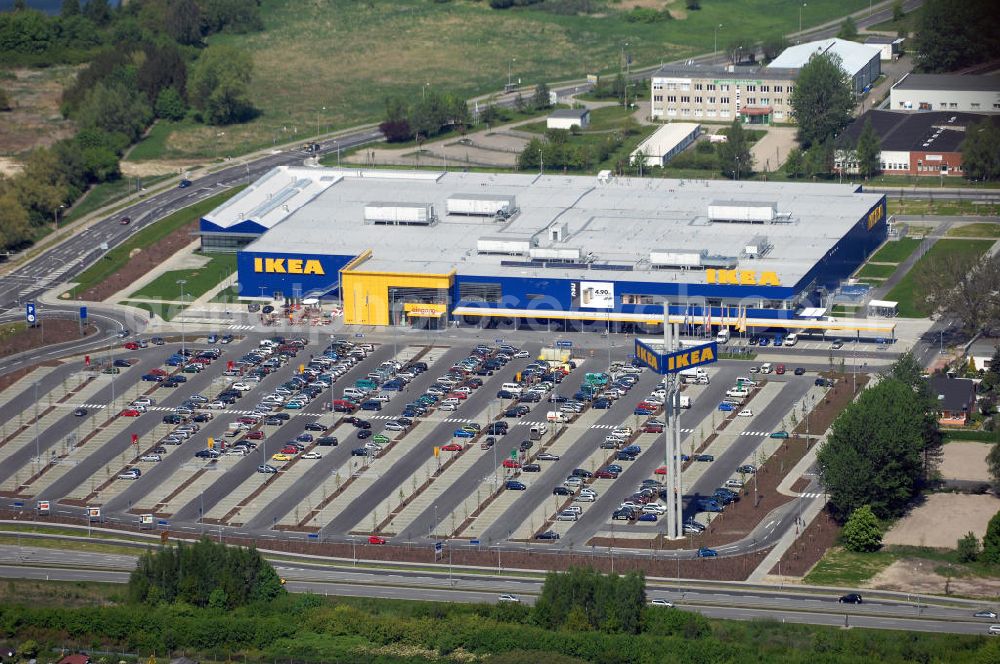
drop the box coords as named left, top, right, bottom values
left=25, top=302, right=36, bottom=325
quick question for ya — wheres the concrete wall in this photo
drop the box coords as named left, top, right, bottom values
left=891, top=88, right=1000, bottom=113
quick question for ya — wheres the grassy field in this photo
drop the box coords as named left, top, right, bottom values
left=69, top=186, right=245, bottom=297
left=944, top=429, right=1000, bottom=444
left=805, top=544, right=1000, bottom=587
left=870, top=237, right=921, bottom=264
left=855, top=262, right=896, bottom=279
left=121, top=300, right=188, bottom=322
left=868, top=4, right=924, bottom=35
left=947, top=223, right=1000, bottom=238
left=888, top=198, right=1000, bottom=216
left=886, top=239, right=995, bottom=317
left=129, top=253, right=236, bottom=302
left=132, top=0, right=870, bottom=160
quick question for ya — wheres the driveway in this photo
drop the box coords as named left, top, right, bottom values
left=751, top=126, right=798, bottom=173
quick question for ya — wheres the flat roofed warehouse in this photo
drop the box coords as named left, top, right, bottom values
left=207, top=167, right=887, bottom=331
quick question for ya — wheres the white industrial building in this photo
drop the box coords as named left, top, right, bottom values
left=890, top=74, right=1000, bottom=113
left=546, top=108, right=590, bottom=130
left=864, top=35, right=904, bottom=61
left=630, top=123, right=701, bottom=168
left=768, top=38, right=881, bottom=95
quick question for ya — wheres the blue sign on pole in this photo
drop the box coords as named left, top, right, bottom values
left=307, top=533, right=319, bottom=539
left=157, top=519, right=169, bottom=526
left=434, top=541, right=443, bottom=552
left=25, top=302, right=36, bottom=325
left=354, top=333, right=364, bottom=338
left=13, top=501, right=24, bottom=509
left=79, top=306, right=88, bottom=320
left=470, top=539, right=480, bottom=546
left=556, top=340, right=573, bottom=348
left=494, top=339, right=504, bottom=344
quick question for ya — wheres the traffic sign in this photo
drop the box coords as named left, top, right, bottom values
left=354, top=333, right=364, bottom=338
left=79, top=306, right=88, bottom=320
left=25, top=302, right=36, bottom=325
left=494, top=338, right=504, bottom=343
left=470, top=539, right=480, bottom=546
left=157, top=519, right=169, bottom=526
left=510, top=449, right=517, bottom=459
left=556, top=340, right=572, bottom=348
left=12, top=501, right=23, bottom=509
left=307, top=533, right=319, bottom=539
left=36, top=500, right=50, bottom=514
left=434, top=541, right=443, bottom=552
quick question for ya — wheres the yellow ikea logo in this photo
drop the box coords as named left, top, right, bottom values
left=253, top=257, right=325, bottom=275
left=635, top=344, right=661, bottom=372
left=866, top=206, right=884, bottom=231
left=705, top=269, right=780, bottom=286
left=665, top=345, right=715, bottom=372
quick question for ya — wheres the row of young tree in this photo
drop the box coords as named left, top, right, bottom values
left=128, top=537, right=286, bottom=609
left=534, top=566, right=647, bottom=634
left=0, top=0, right=261, bottom=254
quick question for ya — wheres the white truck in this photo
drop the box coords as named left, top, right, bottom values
left=679, top=367, right=709, bottom=384
left=716, top=328, right=730, bottom=344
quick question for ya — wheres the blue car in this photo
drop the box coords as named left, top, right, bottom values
left=592, top=399, right=611, bottom=409
left=606, top=464, right=623, bottom=474
left=506, top=480, right=526, bottom=490
left=634, top=408, right=654, bottom=416
left=718, top=402, right=734, bottom=411
left=697, top=499, right=723, bottom=513
left=758, top=337, right=769, bottom=347
left=638, top=513, right=658, bottom=522
left=697, top=547, right=718, bottom=558
left=453, top=428, right=476, bottom=438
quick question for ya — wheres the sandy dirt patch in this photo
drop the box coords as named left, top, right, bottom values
left=345, top=126, right=529, bottom=169
left=120, top=159, right=204, bottom=178
left=0, top=156, right=22, bottom=177
left=883, top=493, right=1000, bottom=548
left=0, top=67, right=78, bottom=154
left=940, top=442, right=992, bottom=482
left=868, top=557, right=1000, bottom=598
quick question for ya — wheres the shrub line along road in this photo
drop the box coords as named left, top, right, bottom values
left=0, top=544, right=994, bottom=635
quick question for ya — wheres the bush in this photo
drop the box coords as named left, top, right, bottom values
left=841, top=505, right=882, bottom=552
left=958, top=531, right=981, bottom=562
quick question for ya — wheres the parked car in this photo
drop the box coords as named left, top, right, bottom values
left=697, top=547, right=718, bottom=558
left=535, top=530, right=560, bottom=540
left=368, top=535, right=387, bottom=545
left=505, top=480, right=526, bottom=491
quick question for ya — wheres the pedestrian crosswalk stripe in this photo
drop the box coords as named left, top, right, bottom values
left=227, top=324, right=255, bottom=330
left=798, top=492, right=822, bottom=499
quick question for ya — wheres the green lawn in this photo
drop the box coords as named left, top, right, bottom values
left=141, top=0, right=870, bottom=160
left=127, top=119, right=199, bottom=161
left=870, top=238, right=921, bottom=264
left=888, top=198, right=1000, bottom=216
left=947, top=223, right=1000, bottom=238
left=830, top=304, right=862, bottom=318
left=583, top=105, right=637, bottom=132
left=886, top=239, right=996, bottom=317
left=129, top=252, right=237, bottom=302
left=122, top=300, right=188, bottom=322
left=855, top=263, right=896, bottom=279
left=69, top=186, right=246, bottom=297
left=803, top=547, right=898, bottom=586
left=867, top=4, right=924, bottom=34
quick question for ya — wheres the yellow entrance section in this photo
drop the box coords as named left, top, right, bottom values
left=342, top=265, right=454, bottom=326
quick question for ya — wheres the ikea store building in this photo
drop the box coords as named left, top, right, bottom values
left=199, top=166, right=890, bottom=335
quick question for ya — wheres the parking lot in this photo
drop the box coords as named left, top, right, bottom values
left=0, top=330, right=828, bottom=550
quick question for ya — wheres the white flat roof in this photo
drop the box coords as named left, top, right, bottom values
left=240, top=167, right=883, bottom=287
left=630, top=123, right=700, bottom=158
left=202, top=167, right=342, bottom=230
left=768, top=38, right=880, bottom=77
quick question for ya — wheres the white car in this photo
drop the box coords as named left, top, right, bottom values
left=513, top=351, right=530, bottom=358
left=207, top=401, right=227, bottom=410
left=231, top=382, right=253, bottom=392
left=612, top=427, right=633, bottom=437
left=384, top=422, right=406, bottom=431
left=650, top=598, right=674, bottom=607
left=139, top=454, right=161, bottom=462
left=302, top=451, right=322, bottom=459
left=498, top=594, right=521, bottom=603
left=453, top=386, right=473, bottom=395
left=224, top=448, right=247, bottom=456
left=737, top=409, right=753, bottom=417
left=438, top=403, right=458, bottom=411
left=642, top=503, right=666, bottom=515
left=579, top=488, right=598, bottom=498
left=574, top=493, right=596, bottom=502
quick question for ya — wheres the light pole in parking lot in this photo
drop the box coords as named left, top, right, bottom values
left=33, top=382, right=39, bottom=464
left=177, top=279, right=187, bottom=355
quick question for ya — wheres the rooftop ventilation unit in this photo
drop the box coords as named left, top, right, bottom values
left=708, top=200, right=777, bottom=224
left=364, top=202, right=435, bottom=226
left=529, top=247, right=582, bottom=262
left=477, top=236, right=530, bottom=255
left=649, top=249, right=707, bottom=268
left=447, top=194, right=516, bottom=219
left=744, top=235, right=772, bottom=259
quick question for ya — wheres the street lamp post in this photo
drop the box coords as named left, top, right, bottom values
left=799, top=3, right=807, bottom=38
left=714, top=24, right=723, bottom=58
left=176, top=279, right=187, bottom=355
left=507, top=58, right=516, bottom=90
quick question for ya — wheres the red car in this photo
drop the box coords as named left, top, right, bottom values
left=193, top=357, right=212, bottom=365
left=595, top=470, right=618, bottom=479
left=642, top=424, right=664, bottom=433
left=368, top=535, right=386, bottom=545
left=441, top=443, right=463, bottom=452
left=246, top=431, right=265, bottom=440
left=447, top=392, right=468, bottom=400
left=654, top=466, right=668, bottom=475
left=281, top=446, right=299, bottom=455
left=120, top=409, right=141, bottom=417
left=119, top=216, right=131, bottom=225
left=637, top=402, right=658, bottom=410
left=502, top=459, right=521, bottom=469
left=123, top=342, right=139, bottom=350
left=150, top=368, right=169, bottom=376
left=775, top=363, right=786, bottom=375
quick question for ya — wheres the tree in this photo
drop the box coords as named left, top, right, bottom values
left=982, top=347, right=1000, bottom=392
left=17, top=639, right=39, bottom=660
left=915, top=0, right=1000, bottom=73
left=61, top=0, right=81, bottom=17
left=75, top=78, right=153, bottom=143
left=962, top=119, right=1000, bottom=182
left=137, top=42, right=188, bottom=104
left=841, top=505, right=882, bottom=552
left=166, top=0, right=203, bottom=45
left=885, top=351, right=944, bottom=482
left=188, top=45, right=255, bottom=125
left=155, top=87, right=187, bottom=121
left=854, top=118, right=881, bottom=179
left=837, top=16, right=858, bottom=41
left=532, top=82, right=552, bottom=111
left=891, top=0, right=904, bottom=22
left=988, top=443, right=1000, bottom=492
left=83, top=0, right=112, bottom=26
left=783, top=147, right=806, bottom=178
left=983, top=510, right=1000, bottom=564
left=790, top=53, right=854, bottom=149
left=685, top=0, right=700, bottom=9
left=915, top=250, right=1000, bottom=334
left=817, top=378, right=927, bottom=522
left=717, top=119, right=752, bottom=179
left=761, top=35, right=789, bottom=63
left=0, top=87, right=10, bottom=112
left=725, top=37, right=752, bottom=65
left=0, top=189, right=32, bottom=251
left=958, top=531, right=981, bottom=562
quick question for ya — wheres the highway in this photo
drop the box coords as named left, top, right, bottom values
left=0, top=543, right=995, bottom=636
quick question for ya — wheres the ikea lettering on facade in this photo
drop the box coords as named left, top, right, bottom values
left=633, top=339, right=719, bottom=375
left=253, top=257, right=325, bottom=275
left=704, top=269, right=780, bottom=286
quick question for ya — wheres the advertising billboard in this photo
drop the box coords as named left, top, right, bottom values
left=634, top=339, right=718, bottom=375
left=571, top=281, right=614, bottom=309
